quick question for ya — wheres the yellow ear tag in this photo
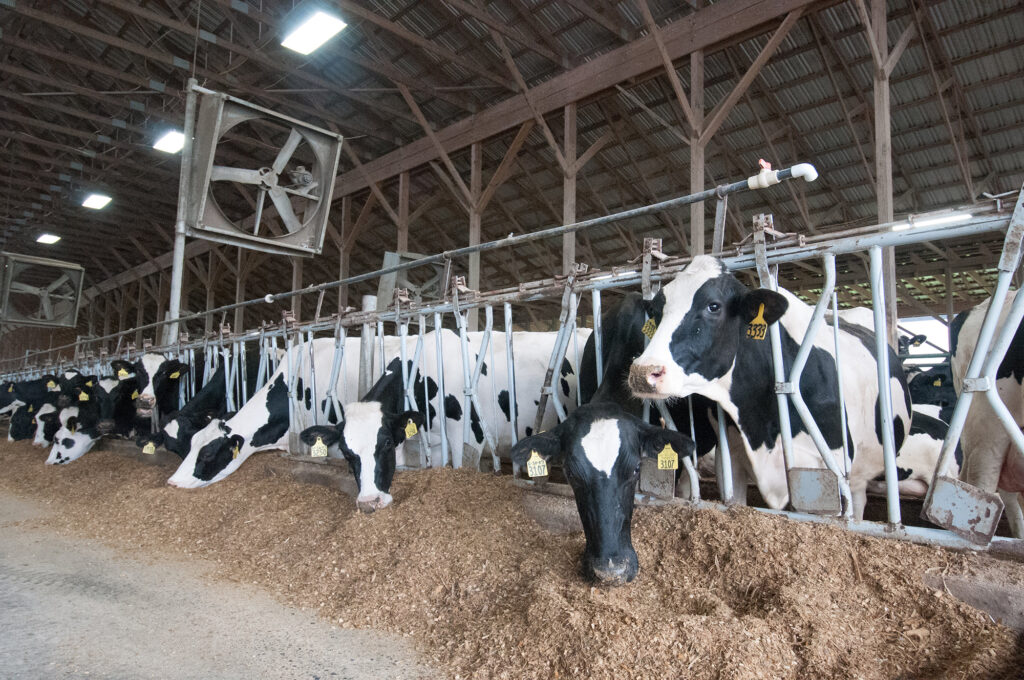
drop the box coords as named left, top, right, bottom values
left=169, top=371, right=181, bottom=379
left=526, top=450, right=548, bottom=478
left=28, top=405, right=33, bottom=413
left=232, top=445, right=240, bottom=460
left=131, top=390, right=139, bottom=400
left=117, top=368, right=129, bottom=378
left=142, top=442, right=156, bottom=455
left=47, top=381, right=57, bottom=389
left=7, top=385, right=12, bottom=392
left=404, top=419, right=418, bottom=438
left=311, top=437, right=328, bottom=458
left=86, top=380, right=93, bottom=387
left=746, top=303, right=768, bottom=341
left=657, top=443, right=679, bottom=471
left=78, top=392, right=89, bottom=402
left=933, top=378, right=942, bottom=387
left=641, top=318, right=657, bottom=339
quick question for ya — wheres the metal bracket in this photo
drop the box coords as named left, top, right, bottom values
left=962, top=376, right=994, bottom=392
left=924, top=476, right=1004, bottom=546
left=787, top=468, right=842, bottom=515
left=996, top=182, right=1024, bottom=272
left=142, top=338, right=153, bottom=350
left=282, top=311, right=298, bottom=329
left=775, top=381, right=795, bottom=394
left=392, top=288, right=411, bottom=307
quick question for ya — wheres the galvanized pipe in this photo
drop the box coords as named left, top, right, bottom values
left=869, top=245, right=902, bottom=524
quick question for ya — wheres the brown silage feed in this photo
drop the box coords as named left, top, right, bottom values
left=1, top=441, right=1021, bottom=679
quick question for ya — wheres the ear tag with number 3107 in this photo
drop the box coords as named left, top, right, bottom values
left=405, top=419, right=418, bottom=438
left=310, top=437, right=328, bottom=458
left=657, top=444, right=679, bottom=470
left=746, top=303, right=768, bottom=341
left=526, top=450, right=548, bottom=478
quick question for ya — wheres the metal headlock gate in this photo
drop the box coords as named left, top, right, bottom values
left=3, top=167, right=1023, bottom=557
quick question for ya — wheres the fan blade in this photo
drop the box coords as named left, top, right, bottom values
left=40, top=293, right=53, bottom=320
left=8, top=282, right=39, bottom=295
left=269, top=186, right=302, bottom=233
left=279, top=185, right=321, bottom=200
left=211, top=166, right=263, bottom=184
left=47, top=273, right=70, bottom=293
left=272, top=129, right=302, bottom=175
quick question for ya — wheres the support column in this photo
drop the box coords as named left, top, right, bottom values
left=339, top=196, right=351, bottom=314
left=156, top=271, right=167, bottom=332
left=135, top=281, right=145, bottom=347
left=204, top=251, right=216, bottom=334
left=562, top=102, right=577, bottom=275
left=167, top=78, right=198, bottom=345
left=102, top=293, right=112, bottom=341
left=291, top=258, right=303, bottom=322
left=872, top=0, right=899, bottom=349
left=234, top=249, right=245, bottom=332
left=690, top=49, right=705, bottom=256
left=468, top=142, right=482, bottom=331
left=397, top=171, right=409, bottom=253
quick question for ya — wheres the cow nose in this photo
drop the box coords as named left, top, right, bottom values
left=629, top=364, right=665, bottom=393
left=97, top=419, right=115, bottom=434
left=590, top=558, right=636, bottom=586
left=356, top=493, right=393, bottom=514
left=57, top=395, right=71, bottom=408
left=137, top=394, right=156, bottom=409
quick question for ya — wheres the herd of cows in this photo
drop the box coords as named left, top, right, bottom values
left=2, top=256, right=1022, bottom=584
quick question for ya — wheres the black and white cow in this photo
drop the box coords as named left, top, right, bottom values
left=6, top=376, right=61, bottom=442
left=628, top=256, right=912, bottom=518
left=45, top=373, right=140, bottom=464
left=950, top=290, right=1024, bottom=537
left=166, top=330, right=589, bottom=489
left=300, top=359, right=425, bottom=513
left=510, top=402, right=694, bottom=585
left=907, top=365, right=956, bottom=423
left=866, top=410, right=960, bottom=497
left=112, top=353, right=189, bottom=424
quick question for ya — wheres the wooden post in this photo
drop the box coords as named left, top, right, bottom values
left=291, top=258, right=303, bottom=322
left=690, top=49, right=705, bottom=256
left=397, top=171, right=409, bottom=253
left=204, top=251, right=216, bottom=334
left=872, top=0, right=899, bottom=349
left=155, top=271, right=167, bottom=332
left=135, top=280, right=145, bottom=347
left=234, top=249, right=245, bottom=332
left=102, top=293, right=112, bottom=342
left=562, top=102, right=577, bottom=275
left=468, top=141, right=482, bottom=331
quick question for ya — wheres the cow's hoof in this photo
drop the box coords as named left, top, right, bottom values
left=356, top=493, right=393, bottom=514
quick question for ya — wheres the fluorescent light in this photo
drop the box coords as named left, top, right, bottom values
left=36, top=233, right=61, bottom=244
left=915, top=213, right=972, bottom=228
left=892, top=213, right=972, bottom=231
left=82, top=193, right=112, bottom=209
left=153, top=130, right=185, bottom=153
left=281, top=11, right=347, bottom=54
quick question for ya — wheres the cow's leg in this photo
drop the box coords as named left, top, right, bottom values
left=999, top=490, right=1024, bottom=539
left=849, top=478, right=868, bottom=521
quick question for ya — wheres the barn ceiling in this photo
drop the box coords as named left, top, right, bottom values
left=0, top=0, right=1022, bottom=346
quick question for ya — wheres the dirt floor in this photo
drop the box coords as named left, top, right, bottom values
left=1, top=439, right=1022, bottom=680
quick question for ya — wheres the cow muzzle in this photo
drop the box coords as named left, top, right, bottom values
left=587, top=555, right=638, bottom=586
left=356, top=492, right=393, bottom=514
left=57, top=394, right=72, bottom=408
left=96, top=419, right=116, bottom=435
left=137, top=394, right=156, bottom=409
left=629, top=364, right=666, bottom=396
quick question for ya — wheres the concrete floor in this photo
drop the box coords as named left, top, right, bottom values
left=0, top=493, right=434, bottom=680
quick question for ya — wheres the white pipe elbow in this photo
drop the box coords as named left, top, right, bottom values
left=790, top=163, right=819, bottom=183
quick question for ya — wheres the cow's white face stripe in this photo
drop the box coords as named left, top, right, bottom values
left=33, top=403, right=57, bottom=447
left=139, top=353, right=166, bottom=397
left=342, top=401, right=386, bottom=498
left=99, top=378, right=119, bottom=392
left=580, top=418, right=622, bottom=477
left=164, top=419, right=179, bottom=440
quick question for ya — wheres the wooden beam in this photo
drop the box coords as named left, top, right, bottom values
left=478, top=121, right=534, bottom=213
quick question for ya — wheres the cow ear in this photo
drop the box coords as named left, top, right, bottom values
left=166, top=361, right=188, bottom=380
left=391, top=410, right=425, bottom=443
left=638, top=425, right=695, bottom=460
left=738, top=288, right=787, bottom=325
left=509, top=425, right=565, bottom=468
left=301, top=425, right=342, bottom=448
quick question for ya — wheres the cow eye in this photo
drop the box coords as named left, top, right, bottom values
left=707, top=302, right=721, bottom=313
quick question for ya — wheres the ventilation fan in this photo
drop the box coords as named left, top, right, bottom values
left=185, top=87, right=343, bottom=256
left=0, top=252, right=84, bottom=327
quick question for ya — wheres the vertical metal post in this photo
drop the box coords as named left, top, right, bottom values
left=433, top=311, right=449, bottom=466
left=166, top=78, right=198, bottom=346
left=831, top=291, right=851, bottom=476
left=358, top=295, right=376, bottom=398
left=591, top=289, right=603, bottom=388
left=715, top=404, right=734, bottom=502
left=869, top=245, right=902, bottom=524
left=503, top=302, right=519, bottom=451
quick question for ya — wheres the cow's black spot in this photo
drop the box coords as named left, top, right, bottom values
left=444, top=394, right=462, bottom=421
left=474, top=355, right=488, bottom=376
left=498, top=390, right=515, bottom=422
left=61, top=438, right=74, bottom=448
left=525, top=426, right=533, bottom=437
left=560, top=358, right=574, bottom=377
left=304, top=387, right=312, bottom=410
left=469, top=404, right=484, bottom=444
left=534, top=399, right=540, bottom=406
left=561, top=378, right=570, bottom=397
left=875, top=467, right=913, bottom=482
left=250, top=375, right=289, bottom=447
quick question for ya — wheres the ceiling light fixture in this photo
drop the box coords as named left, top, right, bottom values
left=36, top=233, right=61, bottom=244
left=82, top=193, right=112, bottom=209
left=281, top=10, right=347, bottom=55
left=153, top=130, right=185, bottom=153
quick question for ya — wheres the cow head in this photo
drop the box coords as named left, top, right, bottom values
left=57, top=370, right=92, bottom=408
left=128, top=353, right=186, bottom=417
left=8, top=403, right=39, bottom=441
left=511, top=403, right=694, bottom=585
left=629, top=256, right=788, bottom=400
left=300, top=405, right=425, bottom=513
left=45, top=416, right=97, bottom=465
left=140, top=410, right=218, bottom=459
left=33, top=404, right=61, bottom=447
